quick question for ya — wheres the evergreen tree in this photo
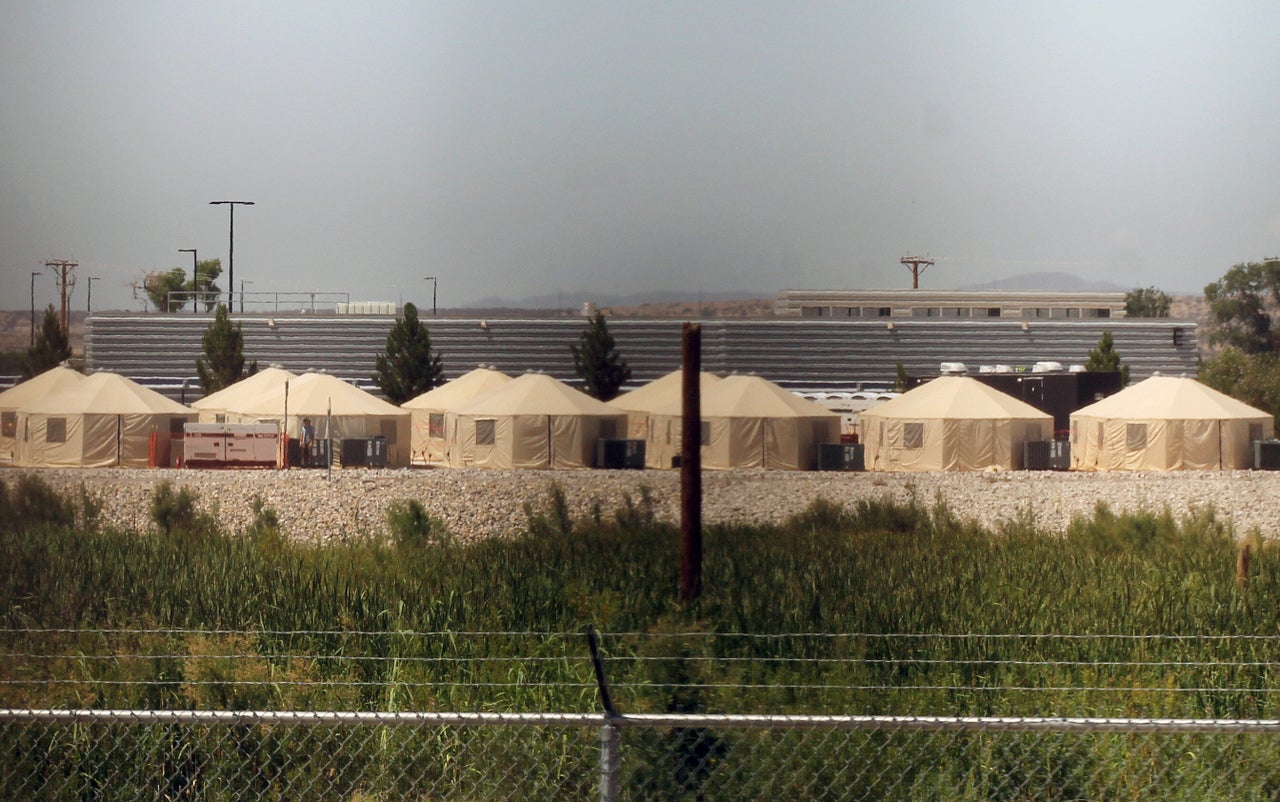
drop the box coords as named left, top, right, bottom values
left=1085, top=330, right=1129, bottom=384
left=23, top=305, right=72, bottom=378
left=570, top=311, right=631, bottom=400
left=372, top=302, right=444, bottom=404
left=195, top=304, right=254, bottom=393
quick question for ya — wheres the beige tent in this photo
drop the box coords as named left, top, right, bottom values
left=191, top=367, right=298, bottom=423
left=228, top=372, right=412, bottom=467
left=1070, top=375, right=1273, bottom=471
left=446, top=373, right=627, bottom=469
left=646, top=374, right=840, bottom=470
left=611, top=369, right=721, bottom=444
left=402, top=368, right=512, bottom=465
left=15, top=371, right=195, bottom=468
left=859, top=376, right=1052, bottom=472
left=0, top=365, right=85, bottom=463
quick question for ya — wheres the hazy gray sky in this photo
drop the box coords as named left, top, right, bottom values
left=3, top=1, right=1278, bottom=312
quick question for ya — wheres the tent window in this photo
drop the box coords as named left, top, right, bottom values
left=429, top=413, right=445, bottom=438
left=380, top=419, right=398, bottom=444
left=812, top=421, right=828, bottom=442
left=1025, top=423, right=1041, bottom=441
left=214, top=414, right=226, bottom=423
left=903, top=422, right=924, bottom=449
left=476, top=419, right=496, bottom=446
left=0, top=412, right=14, bottom=438
left=47, top=418, right=67, bottom=444
left=599, top=418, right=617, bottom=440
left=169, top=417, right=186, bottom=435
left=1250, top=423, right=1264, bottom=443
left=700, top=421, right=711, bottom=446
left=1126, top=423, right=1147, bottom=451
left=1070, top=425, right=1077, bottom=445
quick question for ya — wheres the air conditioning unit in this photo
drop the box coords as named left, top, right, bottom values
left=596, top=439, right=645, bottom=469
left=1255, top=440, right=1280, bottom=470
left=817, top=443, right=864, bottom=471
left=1022, top=441, right=1051, bottom=470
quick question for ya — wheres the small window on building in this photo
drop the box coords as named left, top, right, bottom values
left=1126, top=423, right=1147, bottom=451
left=429, top=413, right=445, bottom=438
left=1070, top=425, right=1078, bottom=445
left=801, top=306, right=827, bottom=318
left=0, top=411, right=14, bottom=438
left=475, top=419, right=496, bottom=446
left=877, top=307, right=892, bottom=318
left=700, top=421, right=711, bottom=446
left=987, top=307, right=1002, bottom=318
left=599, top=418, right=617, bottom=440
left=214, top=413, right=226, bottom=423
left=1050, top=307, right=1069, bottom=319
left=1065, top=308, right=1080, bottom=318
left=169, top=417, right=186, bottom=435
left=844, top=307, right=861, bottom=318
left=46, top=417, right=67, bottom=444
left=380, top=418, right=398, bottom=444
left=903, top=422, right=924, bottom=449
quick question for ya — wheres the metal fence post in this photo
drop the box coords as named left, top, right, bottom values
left=599, top=722, right=620, bottom=802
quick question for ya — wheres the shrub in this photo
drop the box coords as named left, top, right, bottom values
left=387, top=499, right=451, bottom=549
left=150, top=481, right=217, bottom=541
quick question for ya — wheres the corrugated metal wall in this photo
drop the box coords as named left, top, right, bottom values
left=85, top=313, right=1199, bottom=400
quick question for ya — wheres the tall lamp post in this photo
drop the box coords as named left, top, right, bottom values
left=209, top=200, right=254, bottom=313
left=87, top=276, right=100, bottom=316
left=30, top=271, right=39, bottom=348
left=424, top=276, right=437, bottom=315
left=179, top=248, right=198, bottom=313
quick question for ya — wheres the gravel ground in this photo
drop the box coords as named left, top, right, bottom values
left=5, top=465, right=1280, bottom=543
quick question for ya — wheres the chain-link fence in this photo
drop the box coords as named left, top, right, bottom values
left=7, top=629, right=1280, bottom=800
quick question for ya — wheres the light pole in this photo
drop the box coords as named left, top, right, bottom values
left=179, top=248, right=198, bottom=313
left=241, top=279, right=253, bottom=312
left=424, top=276, right=437, bottom=315
left=209, top=200, right=254, bottom=313
left=30, top=271, right=39, bottom=348
left=87, top=276, right=100, bottom=316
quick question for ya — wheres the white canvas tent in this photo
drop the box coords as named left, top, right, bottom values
left=859, top=376, right=1052, bottom=472
left=402, top=368, right=512, bottom=465
left=611, top=369, right=721, bottom=444
left=646, top=374, right=840, bottom=470
left=15, top=371, right=195, bottom=468
left=446, top=373, right=627, bottom=469
left=190, top=367, right=298, bottom=423
left=0, top=365, right=85, bottom=463
left=228, top=372, right=412, bottom=467
left=1070, top=375, right=1273, bottom=471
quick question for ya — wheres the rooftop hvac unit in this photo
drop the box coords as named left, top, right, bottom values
left=596, top=439, right=645, bottom=469
left=1032, top=361, right=1065, bottom=373
left=939, top=362, right=969, bottom=375
left=817, top=443, right=864, bottom=471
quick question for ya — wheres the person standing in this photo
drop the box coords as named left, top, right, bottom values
left=300, top=417, right=315, bottom=467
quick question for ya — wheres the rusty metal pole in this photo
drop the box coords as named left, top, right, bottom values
left=680, top=322, right=702, bottom=603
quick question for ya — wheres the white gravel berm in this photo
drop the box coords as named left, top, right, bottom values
left=4, top=467, right=1276, bottom=543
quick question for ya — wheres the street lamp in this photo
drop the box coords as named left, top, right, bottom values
left=179, top=248, right=197, bottom=313
left=424, top=276, right=437, bottom=315
left=30, top=271, right=39, bottom=348
left=87, top=276, right=100, bottom=316
left=209, top=200, right=254, bottom=313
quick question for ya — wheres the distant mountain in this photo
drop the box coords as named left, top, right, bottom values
left=464, top=288, right=767, bottom=310
left=952, top=272, right=1129, bottom=292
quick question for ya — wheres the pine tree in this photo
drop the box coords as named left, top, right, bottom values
left=23, top=305, right=72, bottom=378
left=373, top=302, right=444, bottom=404
left=195, top=304, right=254, bottom=393
left=570, top=311, right=631, bottom=400
left=1085, top=330, right=1130, bottom=384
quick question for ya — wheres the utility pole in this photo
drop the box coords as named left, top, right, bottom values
left=209, top=200, right=254, bottom=312
left=87, top=276, right=99, bottom=315
left=30, top=271, right=39, bottom=348
left=424, top=276, right=437, bottom=315
left=899, top=255, right=935, bottom=290
left=44, top=260, right=78, bottom=338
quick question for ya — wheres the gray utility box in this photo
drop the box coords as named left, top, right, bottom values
left=817, top=443, right=865, bottom=471
left=596, top=439, right=645, bottom=469
left=340, top=436, right=389, bottom=468
left=1255, top=440, right=1280, bottom=470
left=1023, top=440, right=1070, bottom=471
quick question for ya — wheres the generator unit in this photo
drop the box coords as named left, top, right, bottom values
left=183, top=423, right=279, bottom=468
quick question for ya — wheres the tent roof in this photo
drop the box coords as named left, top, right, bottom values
left=191, top=367, right=298, bottom=410
left=653, top=374, right=836, bottom=419
left=611, top=370, right=721, bottom=413
left=455, top=372, right=623, bottom=416
left=862, top=376, right=1051, bottom=421
left=234, top=372, right=405, bottom=417
left=402, top=367, right=512, bottom=410
left=1073, top=375, right=1270, bottom=420
left=0, top=365, right=85, bottom=411
left=33, top=371, right=192, bottom=415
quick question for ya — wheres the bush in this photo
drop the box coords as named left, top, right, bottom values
left=386, top=499, right=451, bottom=549
left=1, top=474, right=77, bottom=531
left=150, top=481, right=217, bottom=541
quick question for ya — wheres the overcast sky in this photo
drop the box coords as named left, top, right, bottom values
left=3, top=1, right=1279, bottom=313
